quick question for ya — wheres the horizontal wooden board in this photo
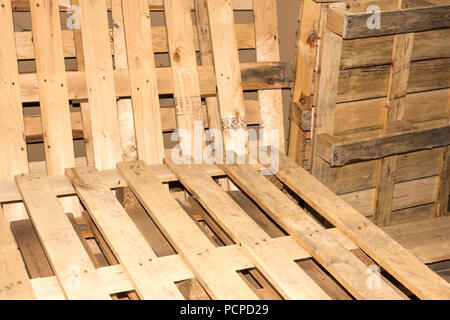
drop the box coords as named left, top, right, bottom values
left=327, top=5, right=450, bottom=39
left=316, top=125, right=450, bottom=167
left=341, top=29, right=450, bottom=69
left=19, top=62, right=293, bottom=103
left=334, top=89, right=449, bottom=136
left=337, top=58, right=450, bottom=103
left=14, top=24, right=255, bottom=60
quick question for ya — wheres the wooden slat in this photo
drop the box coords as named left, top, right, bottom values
left=10, top=0, right=255, bottom=11
left=327, top=5, right=450, bottom=39
left=315, top=125, right=450, bottom=167
left=219, top=160, right=405, bottom=300
left=30, top=0, right=75, bottom=175
left=272, top=151, right=450, bottom=300
left=0, top=207, right=35, bottom=299
left=14, top=23, right=256, bottom=60
left=435, top=146, right=450, bottom=216
left=253, top=0, right=285, bottom=151
left=18, top=62, right=293, bottom=103
left=117, top=161, right=259, bottom=300
left=66, top=167, right=187, bottom=299
left=0, top=0, right=29, bottom=222
left=30, top=0, right=81, bottom=217
left=374, top=1, right=415, bottom=226
left=195, top=0, right=222, bottom=133
left=165, top=0, right=204, bottom=156
left=0, top=164, right=229, bottom=203
left=122, top=0, right=164, bottom=164
left=311, top=26, right=343, bottom=183
left=165, top=161, right=331, bottom=300
left=288, top=0, right=322, bottom=164
left=207, top=0, right=248, bottom=153
left=78, top=0, right=122, bottom=170
left=112, top=0, right=138, bottom=163
left=15, top=174, right=111, bottom=300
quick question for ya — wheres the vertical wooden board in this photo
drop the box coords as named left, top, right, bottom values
left=112, top=0, right=138, bottom=163
left=15, top=174, right=111, bottom=300
left=0, top=207, right=35, bottom=299
left=207, top=0, right=248, bottom=154
left=375, top=22, right=415, bottom=225
left=195, top=0, right=222, bottom=132
left=253, top=0, right=285, bottom=152
left=30, top=0, right=75, bottom=176
left=122, top=0, right=164, bottom=164
left=288, top=0, right=321, bottom=163
left=70, top=0, right=95, bottom=167
left=311, top=28, right=343, bottom=182
left=117, top=161, right=259, bottom=300
left=78, top=0, right=122, bottom=170
left=66, top=167, right=185, bottom=300
left=165, top=0, right=204, bottom=157
left=0, top=0, right=30, bottom=222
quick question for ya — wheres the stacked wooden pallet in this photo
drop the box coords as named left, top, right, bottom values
left=289, top=0, right=450, bottom=227
left=0, top=0, right=449, bottom=300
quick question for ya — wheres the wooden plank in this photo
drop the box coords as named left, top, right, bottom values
left=0, top=0, right=29, bottom=222
left=374, top=5, right=415, bottom=226
left=311, top=27, right=343, bottom=183
left=30, top=0, right=75, bottom=175
left=219, top=161, right=404, bottom=300
left=22, top=100, right=260, bottom=143
left=66, top=167, right=186, bottom=299
left=435, top=146, right=450, bottom=216
left=195, top=0, right=222, bottom=133
left=272, top=151, right=450, bottom=299
left=165, top=161, right=331, bottom=300
left=30, top=0, right=81, bottom=217
left=316, top=125, right=450, bottom=167
left=253, top=0, right=285, bottom=151
left=122, top=0, right=164, bottom=164
left=117, top=161, right=259, bottom=300
left=112, top=0, right=138, bottom=163
left=10, top=0, right=254, bottom=11
left=19, top=62, right=293, bottom=103
left=207, top=0, right=248, bottom=153
left=14, top=23, right=256, bottom=60
left=288, top=0, right=321, bottom=164
left=327, top=5, right=450, bottom=39
left=15, top=174, right=110, bottom=300
left=165, top=0, right=204, bottom=157
left=0, top=207, right=35, bottom=299
left=78, top=0, right=122, bottom=170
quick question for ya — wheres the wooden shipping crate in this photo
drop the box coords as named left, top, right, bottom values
left=289, top=2, right=449, bottom=232
left=0, top=0, right=449, bottom=300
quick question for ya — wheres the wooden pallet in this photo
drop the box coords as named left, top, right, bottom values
left=288, top=0, right=450, bottom=227
left=0, top=0, right=449, bottom=300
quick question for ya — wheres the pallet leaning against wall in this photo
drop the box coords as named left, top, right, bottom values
left=0, top=0, right=449, bottom=300
left=305, top=1, right=450, bottom=261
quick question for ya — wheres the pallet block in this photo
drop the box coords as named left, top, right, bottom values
left=0, top=0, right=449, bottom=300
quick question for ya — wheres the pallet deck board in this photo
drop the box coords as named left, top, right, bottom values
left=66, top=167, right=186, bottom=300
left=273, top=151, right=450, bottom=300
left=219, top=160, right=405, bottom=300
left=117, top=161, right=259, bottom=300
left=15, top=173, right=111, bottom=300
left=165, top=161, right=331, bottom=300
